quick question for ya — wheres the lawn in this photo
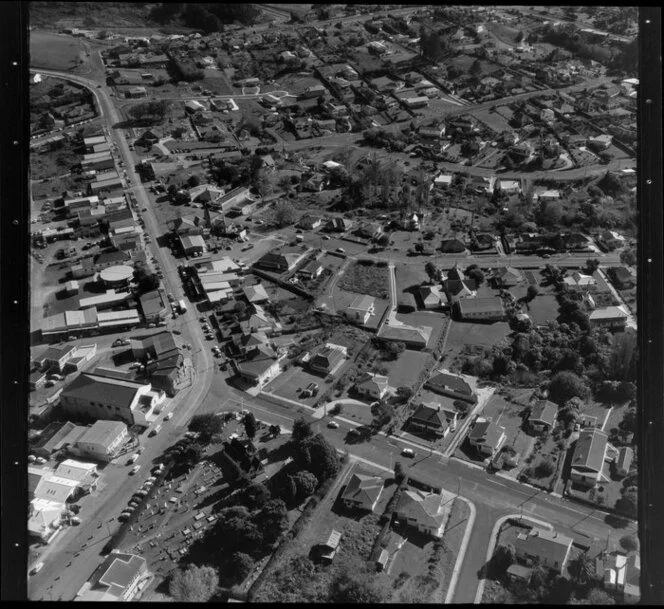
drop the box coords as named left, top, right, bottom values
left=522, top=294, right=560, bottom=326
left=385, top=350, right=432, bottom=390
left=394, top=262, right=428, bottom=302
left=444, top=319, right=511, bottom=368
left=264, top=366, right=333, bottom=407
left=338, top=261, right=390, bottom=300
left=470, top=108, right=512, bottom=134
left=30, top=31, right=83, bottom=71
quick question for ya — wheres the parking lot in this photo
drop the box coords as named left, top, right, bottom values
left=263, top=366, right=327, bottom=406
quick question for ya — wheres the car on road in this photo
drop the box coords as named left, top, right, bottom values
left=172, top=330, right=181, bottom=335
left=164, top=412, right=173, bottom=421
left=323, top=235, right=331, bottom=240
left=130, top=465, right=141, bottom=475
left=336, top=247, right=345, bottom=253
left=327, top=421, right=339, bottom=429
left=127, top=453, right=139, bottom=465
left=149, top=424, right=162, bottom=437
left=118, top=512, right=131, bottom=522
left=401, top=448, right=415, bottom=458
left=542, top=253, right=551, bottom=259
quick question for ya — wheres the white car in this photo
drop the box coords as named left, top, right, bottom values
left=327, top=421, right=339, bottom=429
left=401, top=448, right=415, bottom=458
left=130, top=465, right=141, bottom=475
left=164, top=412, right=174, bottom=421
left=30, top=562, right=44, bottom=575
left=128, top=453, right=139, bottom=464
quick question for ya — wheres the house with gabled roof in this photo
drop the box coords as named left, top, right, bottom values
left=528, top=400, right=558, bottom=433
left=418, top=285, right=446, bottom=310
left=570, top=428, right=617, bottom=487
left=468, top=420, right=506, bottom=457
left=309, top=343, right=347, bottom=376
left=394, top=487, right=455, bottom=538
left=492, top=266, right=523, bottom=288
left=409, top=403, right=457, bottom=437
left=599, top=551, right=640, bottom=602
left=512, top=527, right=573, bottom=575
left=341, top=471, right=384, bottom=512
left=233, top=345, right=281, bottom=387
left=457, top=297, right=506, bottom=321
left=355, top=372, right=391, bottom=400
left=425, top=372, right=476, bottom=403
left=345, top=294, right=375, bottom=325
left=243, top=283, right=270, bottom=304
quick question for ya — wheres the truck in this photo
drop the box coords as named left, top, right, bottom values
left=178, top=299, right=187, bottom=314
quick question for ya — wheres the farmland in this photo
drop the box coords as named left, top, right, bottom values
left=30, top=31, right=84, bottom=71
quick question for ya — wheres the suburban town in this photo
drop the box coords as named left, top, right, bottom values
left=26, top=3, right=641, bottom=604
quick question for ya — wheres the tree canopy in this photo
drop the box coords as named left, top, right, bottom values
left=169, top=564, right=219, bottom=602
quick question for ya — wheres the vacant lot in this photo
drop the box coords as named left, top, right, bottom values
left=338, top=261, right=390, bottom=299
left=30, top=31, right=83, bottom=71
left=471, top=108, right=512, bottom=134
left=444, top=319, right=511, bottom=368
left=385, top=350, right=432, bottom=390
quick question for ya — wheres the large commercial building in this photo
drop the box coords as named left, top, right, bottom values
left=60, top=373, right=165, bottom=426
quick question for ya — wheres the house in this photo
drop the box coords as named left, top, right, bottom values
left=600, top=551, right=641, bottom=602
left=607, top=266, right=635, bottom=289
left=236, top=331, right=269, bottom=356
left=394, top=488, right=454, bottom=539
left=243, top=284, right=270, bottom=304
left=325, top=217, right=353, bottom=233
left=60, top=374, right=165, bottom=427
left=309, top=343, right=347, bottom=375
left=75, top=552, right=149, bottom=602
left=570, top=429, right=614, bottom=487
left=564, top=271, right=596, bottom=287
left=513, top=527, right=573, bottom=574
left=614, top=446, right=634, bottom=478
left=39, top=343, right=78, bottom=373
left=418, top=285, right=446, bottom=310
left=30, top=370, right=48, bottom=391
left=409, top=403, right=455, bottom=437
left=468, top=420, right=506, bottom=457
left=492, top=266, right=523, bottom=288
left=587, top=134, right=613, bottom=150
left=341, top=472, right=384, bottom=512
left=72, top=420, right=129, bottom=462
left=127, top=86, right=147, bottom=99
left=315, top=530, right=341, bottom=563
left=589, top=306, right=629, bottom=330
left=180, top=234, right=206, bottom=257
left=528, top=400, right=558, bottom=433
left=355, top=372, right=391, bottom=400
left=131, top=331, right=179, bottom=360
left=254, top=247, right=309, bottom=273
left=28, top=498, right=64, bottom=544
left=598, top=230, right=626, bottom=251
left=425, top=372, right=476, bottom=404
left=139, top=289, right=168, bottom=324
left=233, top=345, right=281, bottom=386
left=355, top=221, right=384, bottom=240
left=345, top=294, right=375, bottom=325
left=457, top=298, right=506, bottom=321
left=377, top=323, right=432, bottom=349
left=297, top=214, right=323, bottom=230
left=54, top=459, right=98, bottom=493
left=297, top=259, right=324, bottom=280
left=209, top=186, right=251, bottom=212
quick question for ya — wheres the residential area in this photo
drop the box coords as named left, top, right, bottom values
left=25, top=3, right=642, bottom=605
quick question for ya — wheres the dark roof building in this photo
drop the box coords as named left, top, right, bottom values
left=340, top=472, right=384, bottom=512
left=529, top=400, right=558, bottom=431
left=425, top=372, right=476, bottom=403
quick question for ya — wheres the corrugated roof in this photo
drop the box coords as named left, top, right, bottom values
left=77, top=420, right=128, bottom=449
left=62, top=374, right=145, bottom=410
left=572, top=429, right=608, bottom=472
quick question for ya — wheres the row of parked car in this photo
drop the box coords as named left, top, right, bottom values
left=118, top=463, right=166, bottom=522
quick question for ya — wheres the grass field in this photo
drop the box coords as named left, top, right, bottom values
left=30, top=31, right=83, bottom=71
left=338, top=261, right=390, bottom=300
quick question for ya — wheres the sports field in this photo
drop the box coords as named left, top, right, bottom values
left=30, top=31, right=82, bottom=71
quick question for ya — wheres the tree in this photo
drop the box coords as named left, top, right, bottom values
left=394, top=461, right=405, bottom=482
left=268, top=424, right=281, bottom=438
left=232, top=551, right=255, bottom=581
left=570, top=552, right=594, bottom=586
left=492, top=544, right=515, bottom=576
left=243, top=412, right=257, bottom=439
left=585, top=259, right=600, bottom=274
left=570, top=588, right=616, bottom=605
left=189, top=413, right=224, bottom=441
left=466, top=264, right=485, bottom=286
left=329, top=569, right=387, bottom=603
left=255, top=499, right=288, bottom=543
left=538, top=200, right=563, bottom=227
left=548, top=371, right=590, bottom=406
left=290, top=470, right=318, bottom=500
left=526, top=285, right=540, bottom=301
left=294, top=433, right=340, bottom=481
left=534, top=458, right=555, bottom=478
left=424, top=261, right=439, bottom=283
left=620, top=247, right=636, bottom=266
left=470, top=59, right=482, bottom=76
left=615, top=490, right=637, bottom=518
left=169, top=564, right=219, bottom=602
left=187, top=174, right=201, bottom=188
left=371, top=400, right=395, bottom=428
left=619, top=534, right=638, bottom=553
left=242, top=482, right=271, bottom=510
left=386, top=341, right=406, bottom=360
left=292, top=417, right=313, bottom=443
left=396, top=386, right=413, bottom=403
left=272, top=200, right=297, bottom=227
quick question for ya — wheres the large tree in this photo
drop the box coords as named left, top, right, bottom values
left=290, top=470, right=318, bottom=500
left=292, top=417, right=314, bottom=443
left=188, top=413, right=224, bottom=442
left=169, top=564, right=219, bottom=602
left=243, top=412, right=257, bottom=439
left=272, top=200, right=297, bottom=227
left=548, top=371, right=590, bottom=405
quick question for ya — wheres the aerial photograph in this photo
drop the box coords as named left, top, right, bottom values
left=25, top=3, right=643, bottom=603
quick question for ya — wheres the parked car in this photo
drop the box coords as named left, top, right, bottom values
left=130, top=465, right=141, bottom=475
left=327, top=421, right=339, bottom=429
left=30, top=562, right=44, bottom=575
left=149, top=425, right=162, bottom=437
left=401, top=448, right=415, bottom=458
left=164, top=412, right=173, bottom=421
left=127, top=453, right=139, bottom=465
